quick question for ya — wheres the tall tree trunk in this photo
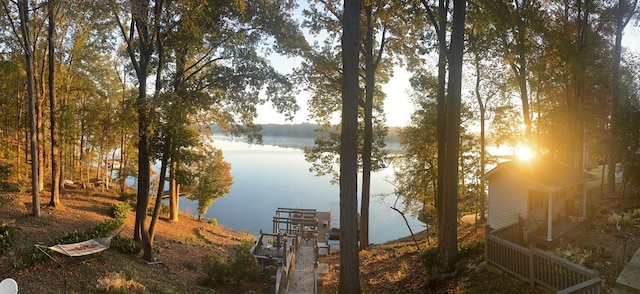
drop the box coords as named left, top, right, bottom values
left=117, top=0, right=164, bottom=262
left=48, top=0, right=61, bottom=207
left=339, top=0, right=361, bottom=292
left=37, top=77, right=45, bottom=192
left=435, top=0, right=448, bottom=269
left=360, top=2, right=374, bottom=251
left=608, top=0, right=637, bottom=194
left=508, top=2, right=531, bottom=142
left=16, top=92, right=21, bottom=172
left=169, top=160, right=179, bottom=222
left=440, top=0, right=465, bottom=270
left=37, top=45, right=46, bottom=192
left=147, top=29, right=168, bottom=252
left=149, top=142, right=169, bottom=243
left=18, top=0, right=41, bottom=217
left=118, top=63, right=127, bottom=196
left=120, top=131, right=126, bottom=195
left=571, top=0, right=589, bottom=170
left=136, top=77, right=152, bottom=260
left=474, top=51, right=487, bottom=223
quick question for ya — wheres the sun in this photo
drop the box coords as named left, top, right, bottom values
left=515, top=145, right=534, bottom=161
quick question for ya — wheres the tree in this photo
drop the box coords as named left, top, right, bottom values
left=477, top=0, right=544, bottom=143
left=113, top=0, right=161, bottom=261
left=300, top=0, right=395, bottom=251
left=467, top=5, right=510, bottom=223
left=4, top=0, right=41, bottom=216
left=393, top=74, right=439, bottom=226
left=340, top=0, right=361, bottom=292
left=187, top=149, right=233, bottom=221
left=419, top=0, right=466, bottom=270
left=48, top=0, right=61, bottom=207
left=112, top=0, right=307, bottom=262
left=439, top=0, right=466, bottom=269
left=152, top=0, right=306, bottom=223
left=608, top=0, right=638, bottom=194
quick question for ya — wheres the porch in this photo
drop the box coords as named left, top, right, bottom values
left=528, top=217, right=585, bottom=248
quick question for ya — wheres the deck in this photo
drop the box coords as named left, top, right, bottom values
left=285, top=239, right=317, bottom=294
left=528, top=218, right=584, bottom=247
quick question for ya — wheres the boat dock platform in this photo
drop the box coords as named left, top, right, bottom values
left=251, top=208, right=331, bottom=294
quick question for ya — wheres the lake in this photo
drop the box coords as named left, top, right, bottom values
left=175, top=136, right=424, bottom=244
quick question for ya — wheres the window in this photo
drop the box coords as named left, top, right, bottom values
left=528, top=190, right=546, bottom=210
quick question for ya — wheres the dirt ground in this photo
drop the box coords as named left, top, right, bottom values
left=0, top=188, right=260, bottom=293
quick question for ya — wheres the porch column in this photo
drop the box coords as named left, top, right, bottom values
left=547, top=191, right=553, bottom=241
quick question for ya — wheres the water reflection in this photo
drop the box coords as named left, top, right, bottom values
left=176, top=136, right=423, bottom=244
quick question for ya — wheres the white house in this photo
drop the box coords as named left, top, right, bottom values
left=482, top=158, right=595, bottom=245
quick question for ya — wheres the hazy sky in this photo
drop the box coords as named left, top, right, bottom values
left=256, top=25, right=640, bottom=127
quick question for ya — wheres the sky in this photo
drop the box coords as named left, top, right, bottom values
left=255, top=25, right=640, bottom=127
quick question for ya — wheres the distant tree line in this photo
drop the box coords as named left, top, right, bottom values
left=212, top=123, right=402, bottom=144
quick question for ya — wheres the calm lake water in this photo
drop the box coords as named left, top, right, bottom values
left=175, top=136, right=423, bottom=244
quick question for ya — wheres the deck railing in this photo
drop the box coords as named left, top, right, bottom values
left=271, top=236, right=297, bottom=294
left=491, top=221, right=525, bottom=245
left=486, top=224, right=601, bottom=293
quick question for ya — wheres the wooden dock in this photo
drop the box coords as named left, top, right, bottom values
left=259, top=208, right=330, bottom=294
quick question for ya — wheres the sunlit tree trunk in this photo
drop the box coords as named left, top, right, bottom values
left=169, top=160, right=179, bottom=222
left=37, top=74, right=45, bottom=193
left=48, top=0, right=61, bottom=207
left=17, top=0, right=41, bottom=217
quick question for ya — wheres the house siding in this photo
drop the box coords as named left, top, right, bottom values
left=488, top=171, right=528, bottom=230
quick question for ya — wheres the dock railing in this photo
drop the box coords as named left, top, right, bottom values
left=486, top=224, right=601, bottom=293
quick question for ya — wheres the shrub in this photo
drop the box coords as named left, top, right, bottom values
left=147, top=203, right=170, bottom=218
left=118, top=192, right=136, bottom=202
left=418, top=247, right=454, bottom=285
left=0, top=164, right=19, bottom=192
left=96, top=271, right=145, bottom=294
left=0, top=182, right=19, bottom=192
left=111, top=236, right=142, bottom=255
left=0, top=222, right=16, bottom=254
left=199, top=241, right=260, bottom=287
left=458, top=239, right=485, bottom=258
left=263, top=265, right=277, bottom=280
left=111, top=202, right=131, bottom=220
left=200, top=254, right=229, bottom=286
left=227, top=241, right=259, bottom=283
